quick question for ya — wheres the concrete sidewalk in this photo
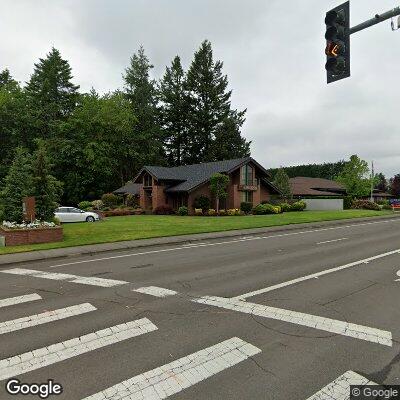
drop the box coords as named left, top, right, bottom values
left=0, top=214, right=399, bottom=266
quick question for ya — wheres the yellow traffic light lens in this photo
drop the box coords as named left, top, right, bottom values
left=325, top=42, right=340, bottom=57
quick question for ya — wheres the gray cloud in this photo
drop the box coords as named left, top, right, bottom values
left=1, top=0, right=399, bottom=177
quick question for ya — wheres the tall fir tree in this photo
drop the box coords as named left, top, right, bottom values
left=31, top=141, right=63, bottom=221
left=0, top=69, right=18, bottom=91
left=390, top=174, right=400, bottom=197
left=375, top=173, right=388, bottom=192
left=0, top=148, right=33, bottom=223
left=273, top=168, right=292, bottom=199
left=158, top=56, right=188, bottom=166
left=124, top=46, right=164, bottom=167
left=26, top=47, right=80, bottom=138
left=184, top=40, right=250, bottom=163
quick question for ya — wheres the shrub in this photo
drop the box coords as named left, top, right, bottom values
left=280, top=203, right=291, bottom=212
left=178, top=206, right=188, bottom=216
left=101, top=193, right=122, bottom=209
left=193, top=195, right=211, bottom=212
left=252, top=203, right=279, bottom=215
left=126, top=194, right=139, bottom=208
left=208, top=209, right=217, bottom=216
left=382, top=204, right=392, bottom=210
left=240, top=202, right=253, bottom=214
left=91, top=200, right=104, bottom=210
left=103, top=209, right=135, bottom=217
left=290, top=201, right=307, bottom=211
left=78, top=201, right=93, bottom=211
left=351, top=200, right=380, bottom=211
left=153, top=205, right=175, bottom=215
left=194, top=208, right=203, bottom=216
left=227, top=208, right=241, bottom=216
left=218, top=209, right=227, bottom=216
left=343, top=196, right=353, bottom=210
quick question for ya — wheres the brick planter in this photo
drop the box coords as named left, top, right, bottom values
left=0, top=226, right=63, bottom=246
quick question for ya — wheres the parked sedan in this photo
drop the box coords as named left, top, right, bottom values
left=54, top=207, right=100, bottom=223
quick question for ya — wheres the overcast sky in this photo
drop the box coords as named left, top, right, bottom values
left=1, top=0, right=399, bottom=177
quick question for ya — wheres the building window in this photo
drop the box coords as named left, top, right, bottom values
left=241, top=191, right=253, bottom=203
left=240, top=164, right=254, bottom=185
left=143, top=173, right=152, bottom=187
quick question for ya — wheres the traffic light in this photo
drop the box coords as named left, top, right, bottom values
left=325, top=1, right=350, bottom=83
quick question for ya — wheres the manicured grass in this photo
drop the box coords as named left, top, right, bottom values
left=0, top=210, right=393, bottom=255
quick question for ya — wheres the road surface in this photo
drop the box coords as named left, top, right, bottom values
left=0, top=217, right=399, bottom=399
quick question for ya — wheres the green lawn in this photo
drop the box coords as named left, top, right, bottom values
left=0, top=210, right=393, bottom=255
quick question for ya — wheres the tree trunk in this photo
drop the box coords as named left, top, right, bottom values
left=216, top=197, right=219, bottom=213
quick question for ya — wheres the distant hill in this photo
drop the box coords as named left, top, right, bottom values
left=268, top=161, right=348, bottom=180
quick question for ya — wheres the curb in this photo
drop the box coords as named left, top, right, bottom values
left=0, top=214, right=399, bottom=267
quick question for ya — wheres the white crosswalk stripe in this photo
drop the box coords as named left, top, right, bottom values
left=306, top=370, right=377, bottom=400
left=194, top=296, right=393, bottom=346
left=82, top=337, right=261, bottom=400
left=0, top=318, right=158, bottom=381
left=0, top=293, right=42, bottom=308
left=0, top=303, right=96, bottom=335
left=0, top=268, right=128, bottom=287
left=133, top=286, right=178, bottom=297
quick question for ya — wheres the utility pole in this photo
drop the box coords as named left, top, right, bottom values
left=370, top=161, right=375, bottom=202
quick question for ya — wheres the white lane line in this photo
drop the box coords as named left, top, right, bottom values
left=133, top=286, right=178, bottom=297
left=82, top=337, right=261, bottom=400
left=0, top=293, right=42, bottom=309
left=233, top=248, right=400, bottom=300
left=46, top=218, right=400, bottom=268
left=306, top=370, right=377, bottom=400
left=194, top=296, right=392, bottom=347
left=317, top=237, right=348, bottom=245
left=0, top=303, right=96, bottom=335
left=0, top=268, right=128, bottom=287
left=0, top=317, right=157, bottom=381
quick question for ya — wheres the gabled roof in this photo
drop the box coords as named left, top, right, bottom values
left=113, top=182, right=141, bottom=196
left=134, top=157, right=272, bottom=193
left=289, top=177, right=346, bottom=196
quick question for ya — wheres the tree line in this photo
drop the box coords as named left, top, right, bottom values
left=0, top=41, right=250, bottom=205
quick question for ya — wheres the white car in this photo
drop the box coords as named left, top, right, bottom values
left=54, top=207, right=100, bottom=223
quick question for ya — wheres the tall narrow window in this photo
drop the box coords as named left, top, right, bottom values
left=240, top=165, right=254, bottom=185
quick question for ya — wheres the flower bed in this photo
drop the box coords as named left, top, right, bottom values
left=0, top=221, right=63, bottom=246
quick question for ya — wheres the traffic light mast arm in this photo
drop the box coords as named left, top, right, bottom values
left=350, top=7, right=400, bottom=34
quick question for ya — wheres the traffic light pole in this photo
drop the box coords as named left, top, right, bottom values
left=350, top=7, right=400, bottom=35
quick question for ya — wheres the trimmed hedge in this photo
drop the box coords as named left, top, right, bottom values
left=153, top=205, right=175, bottom=215
left=177, top=206, right=188, bottom=216
left=240, top=202, right=253, bottom=214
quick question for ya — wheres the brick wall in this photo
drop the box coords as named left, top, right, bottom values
left=0, top=227, right=63, bottom=246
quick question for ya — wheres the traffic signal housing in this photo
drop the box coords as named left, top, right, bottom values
left=325, top=1, right=350, bottom=83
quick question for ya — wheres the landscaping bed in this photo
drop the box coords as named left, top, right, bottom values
left=0, top=210, right=392, bottom=254
left=0, top=224, right=63, bottom=246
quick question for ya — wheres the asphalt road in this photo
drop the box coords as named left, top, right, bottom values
left=0, top=217, right=400, bottom=400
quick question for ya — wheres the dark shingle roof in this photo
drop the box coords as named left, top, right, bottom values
left=143, top=157, right=252, bottom=193
left=113, top=182, right=141, bottom=195
left=289, top=177, right=346, bottom=196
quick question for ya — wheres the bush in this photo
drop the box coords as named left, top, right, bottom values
left=343, top=196, right=353, bottom=210
left=91, top=200, right=104, bottom=210
left=382, top=204, right=392, bottom=210
left=78, top=201, right=93, bottom=211
left=289, top=201, right=307, bottom=211
left=193, top=195, right=211, bottom=212
left=208, top=209, right=217, bottom=216
left=279, top=203, right=290, bottom=212
left=153, top=205, right=175, bottom=215
left=194, top=208, right=203, bottom=216
left=218, top=209, right=227, bottom=216
left=351, top=200, right=380, bottom=211
left=227, top=208, right=241, bottom=216
left=177, top=206, right=188, bottom=216
left=252, top=203, right=280, bottom=215
left=240, top=202, right=253, bottom=214
left=101, top=193, right=122, bottom=209
left=126, top=194, right=139, bottom=208
left=103, top=209, right=135, bottom=217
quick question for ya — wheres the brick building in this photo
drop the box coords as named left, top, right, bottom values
left=115, top=157, right=281, bottom=214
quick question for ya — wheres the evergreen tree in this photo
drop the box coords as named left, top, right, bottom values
left=0, top=148, right=33, bottom=223
left=273, top=168, right=292, bottom=199
left=0, top=69, right=18, bottom=91
left=158, top=56, right=188, bottom=166
left=375, top=173, right=388, bottom=192
left=390, top=174, right=400, bottom=197
left=26, top=47, right=80, bottom=138
left=185, top=40, right=249, bottom=163
left=32, top=142, right=63, bottom=221
left=124, top=46, right=164, bottom=166
left=209, top=111, right=251, bottom=161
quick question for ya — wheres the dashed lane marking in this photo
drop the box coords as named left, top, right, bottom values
left=133, top=286, right=178, bottom=297
left=194, top=296, right=392, bottom=347
left=0, top=303, right=96, bottom=335
left=0, top=317, right=158, bottom=381
left=82, top=337, right=261, bottom=400
left=317, top=237, right=348, bottom=245
left=0, top=293, right=42, bottom=309
left=305, top=370, right=377, bottom=400
left=0, top=268, right=128, bottom=287
left=233, top=248, right=400, bottom=300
